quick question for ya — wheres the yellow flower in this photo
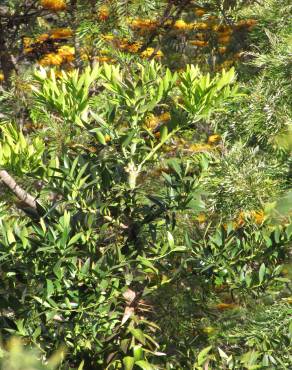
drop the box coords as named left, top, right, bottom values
left=208, top=134, right=221, bottom=145
left=140, top=48, right=163, bottom=58
left=57, top=45, right=75, bottom=63
left=94, top=56, right=114, bottom=63
left=144, top=115, right=159, bottom=130
left=23, top=37, right=33, bottom=47
left=24, top=47, right=33, bottom=54
left=173, top=20, right=193, bottom=30
left=235, top=211, right=246, bottom=228
left=158, top=112, right=171, bottom=122
left=130, top=19, right=157, bottom=31
left=50, top=28, right=73, bottom=39
left=193, top=22, right=209, bottom=30
left=250, top=210, right=265, bottom=225
left=213, top=25, right=232, bottom=33
left=126, top=42, right=142, bottom=53
left=40, top=0, right=66, bottom=11
left=144, top=112, right=170, bottom=130
left=0, top=73, right=4, bottom=82
left=196, top=213, right=207, bottom=223
left=155, top=50, right=164, bottom=58
left=190, top=40, right=209, bottom=47
left=98, top=5, right=110, bottom=21
left=188, top=143, right=212, bottom=152
left=38, top=53, right=63, bottom=66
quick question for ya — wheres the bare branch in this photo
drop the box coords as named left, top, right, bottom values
left=0, top=170, right=37, bottom=209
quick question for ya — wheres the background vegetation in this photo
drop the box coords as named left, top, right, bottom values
left=0, top=0, right=291, bottom=369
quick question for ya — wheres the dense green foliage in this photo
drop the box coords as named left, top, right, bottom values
left=0, top=0, right=291, bottom=369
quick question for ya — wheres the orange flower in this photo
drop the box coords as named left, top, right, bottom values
left=213, top=25, right=232, bottom=33
left=144, top=112, right=170, bottom=130
left=246, top=19, right=257, bottom=28
left=194, top=9, right=206, bottom=17
left=218, top=35, right=231, bottom=44
left=130, top=18, right=157, bottom=31
left=215, top=303, right=237, bottom=310
left=23, top=37, right=33, bottom=47
left=206, top=15, right=217, bottom=21
left=250, top=210, right=265, bottom=225
left=36, top=33, right=50, bottom=42
left=193, top=22, right=209, bottom=30
left=94, top=56, right=115, bottom=63
left=235, top=211, right=246, bottom=228
left=158, top=112, right=171, bottom=122
left=98, top=5, right=110, bottom=21
left=0, top=72, right=4, bottom=82
left=38, top=53, right=63, bottom=66
left=126, top=42, right=142, bottom=53
left=40, top=0, right=66, bottom=11
left=234, top=51, right=244, bottom=60
left=173, top=20, right=193, bottom=30
left=50, top=28, right=73, bottom=39
left=190, top=40, right=209, bottom=47
left=218, top=46, right=227, bottom=54
left=236, top=19, right=257, bottom=29
left=195, top=33, right=207, bottom=40
left=57, top=45, right=75, bottom=63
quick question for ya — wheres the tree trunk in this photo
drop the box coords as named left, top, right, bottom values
left=0, top=21, right=17, bottom=84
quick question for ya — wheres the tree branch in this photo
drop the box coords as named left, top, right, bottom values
left=0, top=170, right=37, bottom=209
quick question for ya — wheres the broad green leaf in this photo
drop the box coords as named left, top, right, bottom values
left=129, top=328, right=146, bottom=345
left=259, top=263, right=266, bottom=284
left=197, top=346, right=212, bottom=366
left=135, top=360, right=154, bottom=370
left=123, top=356, right=135, bottom=370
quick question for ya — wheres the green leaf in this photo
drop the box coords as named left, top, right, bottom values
left=259, top=263, right=266, bottom=284
left=159, top=125, right=168, bottom=142
left=167, top=231, right=174, bottom=248
left=123, top=357, right=135, bottom=370
left=135, top=360, right=154, bottom=370
left=91, top=129, right=106, bottom=145
left=77, top=361, right=85, bottom=370
left=46, top=279, right=54, bottom=298
left=133, top=345, right=143, bottom=361
left=129, top=328, right=146, bottom=345
left=121, top=130, right=136, bottom=148
left=197, top=346, right=212, bottom=366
